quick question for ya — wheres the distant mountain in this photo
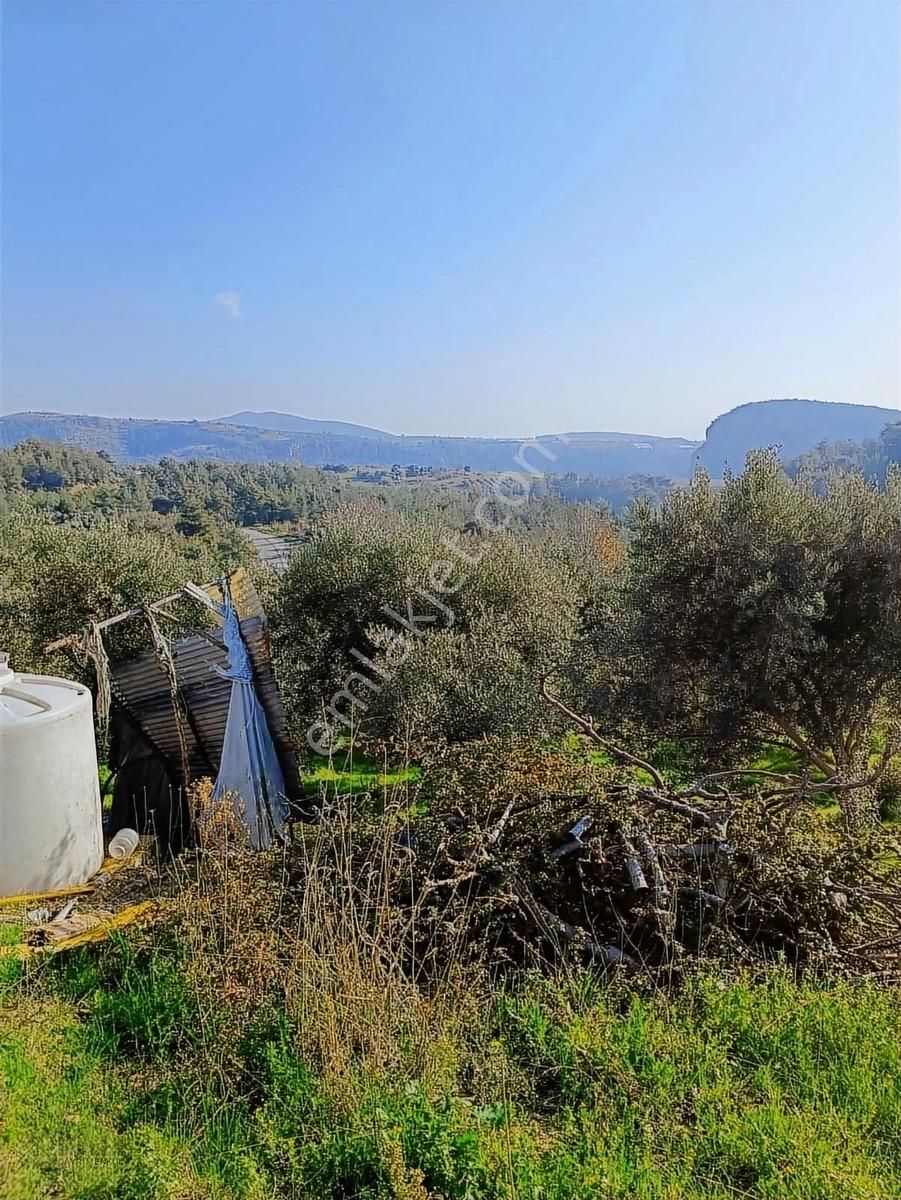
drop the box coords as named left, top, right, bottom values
left=222, top=410, right=697, bottom=453
left=9, top=400, right=893, bottom=479
left=218, top=411, right=395, bottom=440
left=695, top=399, right=900, bottom=474
left=0, top=411, right=700, bottom=477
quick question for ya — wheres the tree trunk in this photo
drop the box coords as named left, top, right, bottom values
left=840, top=785, right=880, bottom=831
left=837, top=747, right=881, bottom=832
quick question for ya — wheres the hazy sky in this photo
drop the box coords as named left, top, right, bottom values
left=2, top=0, right=899, bottom=439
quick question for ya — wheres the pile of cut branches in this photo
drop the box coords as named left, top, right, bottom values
left=323, top=708, right=901, bottom=984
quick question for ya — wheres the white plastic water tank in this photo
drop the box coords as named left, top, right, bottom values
left=0, top=652, right=104, bottom=897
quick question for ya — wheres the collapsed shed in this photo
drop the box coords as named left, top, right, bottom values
left=47, top=568, right=301, bottom=851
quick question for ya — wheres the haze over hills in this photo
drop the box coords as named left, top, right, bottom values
left=220, top=410, right=699, bottom=449
left=1, top=398, right=898, bottom=478
left=695, top=398, right=900, bottom=473
left=0, top=411, right=701, bottom=477
left=219, top=411, right=395, bottom=440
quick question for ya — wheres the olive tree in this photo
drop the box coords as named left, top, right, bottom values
left=0, top=514, right=219, bottom=679
left=270, top=502, right=584, bottom=750
left=623, top=453, right=901, bottom=828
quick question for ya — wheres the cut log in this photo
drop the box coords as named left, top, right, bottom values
left=635, top=831, right=670, bottom=905
left=616, top=825, right=649, bottom=892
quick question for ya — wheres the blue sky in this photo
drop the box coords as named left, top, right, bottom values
left=2, top=0, right=898, bottom=438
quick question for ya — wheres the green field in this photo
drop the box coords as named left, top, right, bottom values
left=3, top=941, right=900, bottom=1200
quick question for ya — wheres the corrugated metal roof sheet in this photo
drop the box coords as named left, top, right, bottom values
left=109, top=569, right=301, bottom=799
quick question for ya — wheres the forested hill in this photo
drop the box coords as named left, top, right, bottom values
left=0, top=411, right=699, bottom=477
left=219, top=410, right=395, bottom=439
left=696, top=398, right=900, bottom=473
left=3, top=400, right=898, bottom=476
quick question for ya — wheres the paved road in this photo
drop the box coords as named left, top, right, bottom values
left=244, top=528, right=303, bottom=575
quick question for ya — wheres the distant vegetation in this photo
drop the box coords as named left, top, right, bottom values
left=0, top=438, right=670, bottom=526
left=788, top=418, right=901, bottom=487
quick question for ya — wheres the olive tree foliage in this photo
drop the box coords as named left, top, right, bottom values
left=621, top=452, right=901, bottom=827
left=269, top=502, right=592, bottom=749
left=0, top=514, right=219, bottom=681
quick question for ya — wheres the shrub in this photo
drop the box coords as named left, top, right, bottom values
left=271, top=504, right=583, bottom=749
left=0, top=514, right=220, bottom=679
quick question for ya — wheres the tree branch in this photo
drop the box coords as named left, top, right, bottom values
left=541, top=678, right=667, bottom=790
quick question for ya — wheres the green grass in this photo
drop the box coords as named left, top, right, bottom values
left=0, top=922, right=24, bottom=948
left=303, top=749, right=421, bottom=799
left=4, top=739, right=899, bottom=1199
left=3, top=946, right=900, bottom=1199
left=1, top=1000, right=191, bottom=1199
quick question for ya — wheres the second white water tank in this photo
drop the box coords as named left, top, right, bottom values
left=0, top=653, right=104, bottom=897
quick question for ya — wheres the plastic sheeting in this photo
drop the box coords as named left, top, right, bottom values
left=211, top=584, right=289, bottom=850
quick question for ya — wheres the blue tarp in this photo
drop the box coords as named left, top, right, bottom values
left=212, top=584, right=289, bottom=850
